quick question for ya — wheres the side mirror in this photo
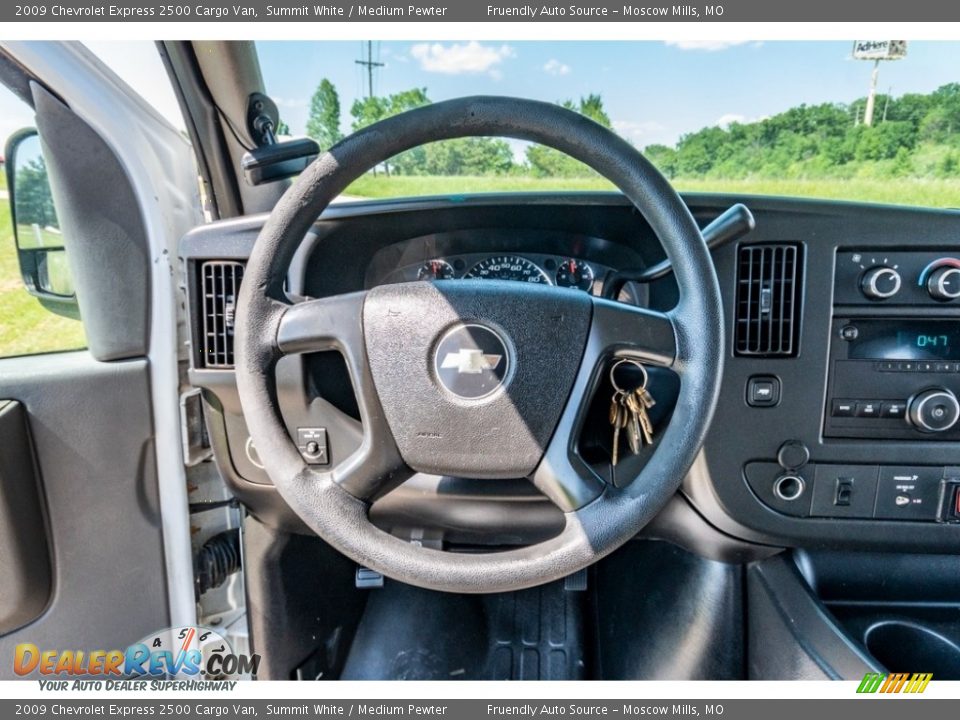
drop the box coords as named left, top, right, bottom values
left=4, top=128, right=78, bottom=318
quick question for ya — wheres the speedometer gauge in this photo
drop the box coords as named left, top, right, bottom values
left=465, top=256, right=550, bottom=284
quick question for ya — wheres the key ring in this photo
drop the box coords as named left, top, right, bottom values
left=609, top=358, right=648, bottom=394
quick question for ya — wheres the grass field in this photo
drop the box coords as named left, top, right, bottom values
left=0, top=197, right=86, bottom=358
left=346, top=175, right=960, bottom=208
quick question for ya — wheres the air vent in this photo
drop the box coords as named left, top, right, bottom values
left=200, top=260, right=244, bottom=368
left=735, top=244, right=802, bottom=357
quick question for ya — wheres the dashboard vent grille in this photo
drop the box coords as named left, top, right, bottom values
left=200, top=260, right=244, bottom=369
left=735, top=244, right=802, bottom=357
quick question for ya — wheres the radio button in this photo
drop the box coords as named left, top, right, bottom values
left=919, top=361, right=936, bottom=372
left=880, top=401, right=907, bottom=419
left=898, top=361, right=917, bottom=372
left=908, top=389, right=960, bottom=433
left=840, top=325, right=859, bottom=341
left=879, top=361, right=897, bottom=372
left=935, top=362, right=953, bottom=373
left=832, top=400, right=856, bottom=417
left=855, top=401, right=880, bottom=418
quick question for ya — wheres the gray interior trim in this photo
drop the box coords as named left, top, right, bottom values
left=5, top=40, right=204, bottom=631
left=746, top=554, right=880, bottom=680
left=190, top=41, right=285, bottom=215
left=0, top=401, right=53, bottom=636
left=32, top=83, right=150, bottom=361
left=0, top=353, right=168, bottom=674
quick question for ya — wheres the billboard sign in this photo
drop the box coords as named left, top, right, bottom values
left=853, top=40, right=908, bottom=60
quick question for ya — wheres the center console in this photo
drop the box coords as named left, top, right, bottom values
left=730, top=239, right=960, bottom=537
left=827, top=250, right=960, bottom=441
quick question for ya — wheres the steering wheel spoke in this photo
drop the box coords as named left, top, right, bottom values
left=586, top=297, right=678, bottom=369
left=276, top=292, right=412, bottom=502
left=276, top=291, right=366, bottom=356
left=530, top=298, right=678, bottom=512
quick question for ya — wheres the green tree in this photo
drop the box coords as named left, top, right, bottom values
left=15, top=157, right=58, bottom=230
left=350, top=87, right=431, bottom=131
left=306, top=79, right=342, bottom=150
left=855, top=121, right=916, bottom=161
left=643, top=144, right=678, bottom=178
left=350, top=88, right=431, bottom=175
left=392, top=138, right=514, bottom=176
left=526, top=95, right=613, bottom=177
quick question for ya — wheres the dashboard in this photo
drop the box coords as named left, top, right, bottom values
left=180, top=192, right=960, bottom=555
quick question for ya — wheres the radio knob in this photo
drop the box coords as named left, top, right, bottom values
left=860, top=266, right=902, bottom=300
left=908, top=388, right=960, bottom=433
left=926, top=266, right=960, bottom=301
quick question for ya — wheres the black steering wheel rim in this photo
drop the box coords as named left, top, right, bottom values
left=235, top=96, right=724, bottom=593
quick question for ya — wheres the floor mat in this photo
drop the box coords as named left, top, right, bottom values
left=340, top=577, right=587, bottom=680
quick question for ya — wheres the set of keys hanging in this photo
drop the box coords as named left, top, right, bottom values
left=608, top=358, right=657, bottom=466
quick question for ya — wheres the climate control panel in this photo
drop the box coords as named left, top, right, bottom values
left=836, top=251, right=960, bottom=305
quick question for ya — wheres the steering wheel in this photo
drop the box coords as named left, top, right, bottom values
left=235, top=96, right=723, bottom=593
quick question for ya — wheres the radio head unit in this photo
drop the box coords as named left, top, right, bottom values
left=826, top=318, right=960, bottom=440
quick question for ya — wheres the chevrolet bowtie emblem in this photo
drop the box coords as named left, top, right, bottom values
left=440, top=348, right=503, bottom=374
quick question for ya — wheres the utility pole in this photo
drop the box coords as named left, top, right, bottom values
left=853, top=41, right=907, bottom=127
left=864, top=59, right=880, bottom=127
left=355, top=41, right=384, bottom=100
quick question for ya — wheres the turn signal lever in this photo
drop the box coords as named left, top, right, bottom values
left=601, top=203, right=756, bottom=299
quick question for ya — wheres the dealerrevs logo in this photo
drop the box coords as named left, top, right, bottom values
left=14, top=626, right=260, bottom=679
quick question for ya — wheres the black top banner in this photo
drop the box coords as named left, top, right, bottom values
left=5, top=0, right=960, bottom=22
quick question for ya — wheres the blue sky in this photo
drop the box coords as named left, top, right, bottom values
left=2, top=41, right=958, bottom=160
left=256, top=41, right=960, bottom=149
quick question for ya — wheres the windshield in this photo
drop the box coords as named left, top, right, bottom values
left=256, top=41, right=960, bottom=208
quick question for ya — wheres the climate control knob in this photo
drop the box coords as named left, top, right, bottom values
left=926, top=266, right=960, bottom=301
left=860, top=266, right=902, bottom=300
left=908, top=388, right=960, bottom=433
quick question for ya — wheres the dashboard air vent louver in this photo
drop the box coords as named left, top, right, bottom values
left=200, top=260, right=244, bottom=368
left=735, top=244, right=802, bottom=357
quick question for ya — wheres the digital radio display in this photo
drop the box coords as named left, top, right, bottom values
left=848, top=320, right=960, bottom=361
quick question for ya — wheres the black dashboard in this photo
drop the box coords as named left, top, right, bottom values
left=180, top=192, right=960, bottom=555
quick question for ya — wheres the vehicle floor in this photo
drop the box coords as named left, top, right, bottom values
left=338, top=541, right=745, bottom=680
left=340, top=577, right=586, bottom=680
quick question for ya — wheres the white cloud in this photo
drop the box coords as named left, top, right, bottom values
left=716, top=113, right=767, bottom=127
left=543, top=59, right=571, bottom=76
left=716, top=113, right=747, bottom=127
left=664, top=40, right=752, bottom=52
left=272, top=97, right=307, bottom=109
left=612, top=119, right=666, bottom=146
left=410, top=41, right=514, bottom=76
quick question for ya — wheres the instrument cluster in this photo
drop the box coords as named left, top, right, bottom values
left=389, top=253, right=607, bottom=293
